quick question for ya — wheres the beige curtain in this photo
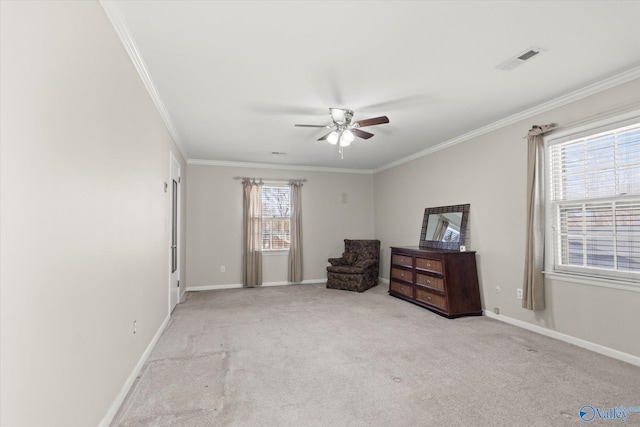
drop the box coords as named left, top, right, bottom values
left=522, top=124, right=555, bottom=310
left=288, top=181, right=303, bottom=282
left=242, top=179, right=262, bottom=287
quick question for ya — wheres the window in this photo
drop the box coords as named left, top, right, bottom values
left=443, top=227, right=460, bottom=243
left=546, top=117, right=640, bottom=285
left=261, top=185, right=290, bottom=251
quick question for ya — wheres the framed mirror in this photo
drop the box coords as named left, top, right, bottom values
left=419, top=204, right=470, bottom=250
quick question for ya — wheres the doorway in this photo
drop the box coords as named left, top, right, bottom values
left=169, top=152, right=181, bottom=313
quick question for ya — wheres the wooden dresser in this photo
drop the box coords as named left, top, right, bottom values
left=389, top=246, right=482, bottom=318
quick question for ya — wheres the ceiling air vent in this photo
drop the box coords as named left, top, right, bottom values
left=496, top=47, right=543, bottom=71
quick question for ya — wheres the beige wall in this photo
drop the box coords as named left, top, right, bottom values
left=2, top=3, right=638, bottom=426
left=0, top=1, right=187, bottom=426
left=186, top=164, right=374, bottom=287
left=374, top=78, right=640, bottom=358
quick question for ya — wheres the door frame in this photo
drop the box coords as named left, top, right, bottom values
left=169, top=151, right=181, bottom=313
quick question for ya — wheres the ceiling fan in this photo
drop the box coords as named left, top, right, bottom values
left=295, top=108, right=389, bottom=158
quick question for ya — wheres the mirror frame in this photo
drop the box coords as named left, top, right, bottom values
left=419, top=204, right=470, bottom=250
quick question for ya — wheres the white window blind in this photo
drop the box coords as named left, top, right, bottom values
left=548, top=121, right=640, bottom=283
left=261, top=185, right=290, bottom=251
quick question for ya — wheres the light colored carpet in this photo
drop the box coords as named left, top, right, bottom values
left=112, top=282, right=640, bottom=426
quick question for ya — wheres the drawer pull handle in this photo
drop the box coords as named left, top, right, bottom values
left=426, top=296, right=432, bottom=302
left=427, top=280, right=431, bottom=284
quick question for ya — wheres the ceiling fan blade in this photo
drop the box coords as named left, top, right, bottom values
left=355, top=116, right=389, bottom=127
left=353, top=129, right=374, bottom=139
left=317, top=132, right=334, bottom=141
left=294, top=124, right=329, bottom=128
left=357, top=94, right=431, bottom=111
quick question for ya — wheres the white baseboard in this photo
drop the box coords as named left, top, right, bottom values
left=484, top=310, right=640, bottom=368
left=99, top=315, right=170, bottom=427
left=186, top=278, right=326, bottom=292
left=383, top=275, right=638, bottom=367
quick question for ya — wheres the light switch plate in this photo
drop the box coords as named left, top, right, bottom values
left=459, top=245, right=466, bottom=252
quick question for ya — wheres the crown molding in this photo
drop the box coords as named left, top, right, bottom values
left=374, top=66, right=640, bottom=173
left=97, top=4, right=640, bottom=174
left=100, top=0, right=189, bottom=160
left=187, top=159, right=374, bottom=174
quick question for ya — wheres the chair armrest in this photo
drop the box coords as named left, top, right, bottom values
left=328, top=257, right=346, bottom=266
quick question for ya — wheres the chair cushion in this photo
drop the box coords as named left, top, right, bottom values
left=326, top=265, right=366, bottom=274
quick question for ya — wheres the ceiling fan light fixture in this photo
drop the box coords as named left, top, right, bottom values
left=295, top=108, right=388, bottom=157
left=330, top=108, right=345, bottom=124
left=330, top=108, right=354, bottom=125
left=340, top=130, right=354, bottom=146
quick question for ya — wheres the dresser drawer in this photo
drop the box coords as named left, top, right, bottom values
left=390, top=267, right=412, bottom=282
left=416, top=273, right=444, bottom=291
left=390, top=280, right=413, bottom=298
left=415, top=288, right=447, bottom=310
left=390, top=247, right=480, bottom=318
left=415, top=257, right=443, bottom=273
left=391, top=254, right=413, bottom=268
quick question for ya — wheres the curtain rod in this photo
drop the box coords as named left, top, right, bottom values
left=522, top=102, right=640, bottom=138
left=233, top=176, right=307, bottom=183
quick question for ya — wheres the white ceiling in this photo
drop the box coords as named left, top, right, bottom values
left=106, top=0, right=640, bottom=171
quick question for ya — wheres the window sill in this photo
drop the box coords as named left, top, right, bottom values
left=262, top=250, right=289, bottom=257
left=543, top=271, right=640, bottom=293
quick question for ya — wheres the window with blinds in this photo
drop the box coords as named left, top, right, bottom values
left=548, top=121, right=640, bottom=283
left=261, top=185, right=290, bottom=251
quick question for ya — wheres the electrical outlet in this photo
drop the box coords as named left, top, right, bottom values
left=459, top=245, right=466, bottom=252
left=494, top=307, right=500, bottom=315
left=133, top=320, right=137, bottom=335
left=517, top=288, right=523, bottom=299
left=221, top=265, right=225, bottom=273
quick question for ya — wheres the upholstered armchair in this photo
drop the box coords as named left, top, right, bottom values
left=326, top=239, right=380, bottom=292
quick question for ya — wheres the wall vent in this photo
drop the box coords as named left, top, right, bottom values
left=496, top=47, right=543, bottom=71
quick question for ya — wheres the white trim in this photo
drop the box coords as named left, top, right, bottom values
left=383, top=275, right=639, bottom=366
left=187, top=158, right=373, bottom=174
left=379, top=277, right=390, bottom=285
left=169, top=151, right=181, bottom=313
left=262, top=250, right=289, bottom=256
left=262, top=279, right=325, bottom=287
left=483, top=310, right=640, bottom=368
left=99, top=0, right=188, bottom=160
left=99, top=315, right=170, bottom=427
left=374, top=67, right=640, bottom=174
left=186, top=278, right=326, bottom=292
left=544, top=271, right=640, bottom=293
left=543, top=111, right=640, bottom=288
left=94, top=5, right=640, bottom=173
left=188, top=283, right=243, bottom=291
left=546, top=108, right=640, bottom=145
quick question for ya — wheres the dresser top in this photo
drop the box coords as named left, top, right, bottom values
left=390, top=246, right=476, bottom=254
